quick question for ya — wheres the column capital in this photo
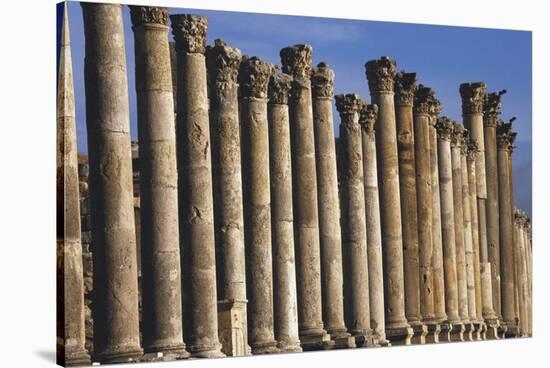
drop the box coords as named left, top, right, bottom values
left=429, top=97, right=443, bottom=125
left=460, top=128, right=470, bottom=155
left=466, top=138, right=479, bottom=161
left=335, top=93, right=362, bottom=122
left=483, top=89, right=507, bottom=124
left=268, top=72, right=293, bottom=105
left=451, top=122, right=465, bottom=148
left=394, top=71, right=417, bottom=106
left=280, top=44, right=313, bottom=85
left=413, top=84, right=435, bottom=115
left=459, top=82, right=487, bottom=115
left=311, top=62, right=334, bottom=99
left=365, top=56, right=397, bottom=94
left=436, top=116, right=455, bottom=141
left=497, top=121, right=517, bottom=152
left=129, top=6, right=169, bottom=27
left=206, top=39, right=241, bottom=93
left=170, top=14, right=208, bottom=54
left=238, top=56, right=274, bottom=99
left=359, top=102, right=378, bottom=136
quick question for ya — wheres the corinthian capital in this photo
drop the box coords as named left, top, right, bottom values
left=436, top=116, right=455, bottom=141
left=394, top=71, right=417, bottom=106
left=335, top=93, right=362, bottom=122
left=268, top=72, right=293, bottom=105
left=238, top=56, right=274, bottom=99
left=483, top=89, right=507, bottom=122
left=359, top=102, right=378, bottom=135
left=206, top=39, right=241, bottom=96
left=280, top=44, right=313, bottom=86
left=451, top=122, right=465, bottom=148
left=365, top=56, right=397, bottom=94
left=459, top=82, right=487, bottom=115
left=170, top=14, right=208, bottom=54
left=130, top=6, right=169, bottom=27
left=460, top=128, right=471, bottom=154
left=467, top=138, right=479, bottom=160
left=413, top=84, right=435, bottom=115
left=311, top=62, right=334, bottom=99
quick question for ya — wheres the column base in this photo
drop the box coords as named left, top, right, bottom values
left=95, top=346, right=143, bottom=364
left=217, top=299, right=251, bottom=356
left=438, top=321, right=452, bottom=343
left=484, top=319, right=500, bottom=340
left=372, top=334, right=391, bottom=347
left=498, top=324, right=508, bottom=339
left=473, top=322, right=485, bottom=341
left=328, top=329, right=357, bottom=349
left=64, top=347, right=91, bottom=367
left=250, top=340, right=280, bottom=355
left=424, top=322, right=441, bottom=344
left=142, top=344, right=190, bottom=360
left=385, top=325, right=413, bottom=346
left=350, top=329, right=376, bottom=348
left=189, top=343, right=226, bottom=358
left=449, top=323, right=465, bottom=342
left=299, top=329, right=335, bottom=351
left=410, top=323, right=428, bottom=345
left=504, top=322, right=520, bottom=338
left=276, top=340, right=303, bottom=353
left=463, top=322, right=474, bottom=341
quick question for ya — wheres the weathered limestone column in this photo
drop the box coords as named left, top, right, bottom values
left=205, top=39, right=249, bottom=357
left=57, top=4, right=91, bottom=365
left=436, top=117, right=463, bottom=342
left=507, top=127, right=520, bottom=335
left=312, top=64, right=356, bottom=349
left=130, top=6, right=188, bottom=359
left=428, top=99, right=450, bottom=336
left=359, top=103, right=389, bottom=346
left=281, top=44, right=333, bottom=350
left=461, top=82, right=501, bottom=339
left=81, top=3, right=143, bottom=363
left=170, top=14, right=224, bottom=357
left=525, top=220, right=532, bottom=337
left=336, top=94, right=374, bottom=348
left=239, top=56, right=279, bottom=354
left=394, top=72, right=426, bottom=345
left=413, top=85, right=439, bottom=343
left=268, top=72, right=303, bottom=353
left=466, top=139, right=486, bottom=339
left=460, top=130, right=479, bottom=340
left=514, top=210, right=528, bottom=337
left=365, top=57, right=413, bottom=345
left=497, top=124, right=518, bottom=337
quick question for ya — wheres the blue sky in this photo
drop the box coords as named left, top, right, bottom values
left=59, top=2, right=532, bottom=216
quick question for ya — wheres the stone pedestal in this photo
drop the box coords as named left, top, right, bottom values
left=82, top=3, right=143, bottom=363
left=365, top=57, right=412, bottom=345
left=171, top=14, right=224, bottom=358
left=359, top=104, right=390, bottom=346
left=268, top=72, right=303, bottom=353
left=239, top=56, right=279, bottom=354
left=281, top=44, right=333, bottom=351
left=205, top=39, right=249, bottom=356
left=312, top=64, right=356, bottom=349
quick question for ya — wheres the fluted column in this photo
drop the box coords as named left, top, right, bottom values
left=312, top=64, right=355, bottom=349
left=130, top=6, right=188, bottom=359
left=205, top=39, right=249, bottom=356
left=239, top=56, right=279, bottom=354
left=413, top=85, right=439, bottom=343
left=337, top=94, right=373, bottom=348
left=394, top=72, right=426, bottom=344
left=57, top=3, right=91, bottom=365
left=359, top=103, right=389, bottom=346
left=81, top=3, right=143, bottom=363
left=268, top=72, right=303, bottom=353
left=436, top=117, right=463, bottom=342
left=281, top=44, right=333, bottom=350
left=171, top=14, right=224, bottom=357
left=365, top=57, right=412, bottom=345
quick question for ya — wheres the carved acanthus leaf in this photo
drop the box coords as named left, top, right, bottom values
left=268, top=72, right=293, bottom=105
left=206, top=39, right=242, bottom=98
left=394, top=72, right=417, bottom=106
left=460, top=82, right=487, bottom=115
left=238, top=56, right=274, bottom=99
left=170, top=14, right=208, bottom=54
left=280, top=44, right=313, bottom=86
left=365, top=56, right=397, bottom=93
left=130, top=6, right=169, bottom=27
left=359, top=102, right=378, bottom=135
left=311, top=62, right=334, bottom=99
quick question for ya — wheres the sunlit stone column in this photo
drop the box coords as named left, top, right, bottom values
left=365, top=57, right=412, bottom=345
left=413, top=85, right=439, bottom=343
left=57, top=4, right=91, bottom=365
left=205, top=39, right=249, bottom=356
left=507, top=126, right=520, bottom=336
left=171, top=14, right=224, bottom=357
left=312, top=64, right=356, bottom=349
left=268, top=72, right=303, bottom=353
left=281, top=44, right=333, bottom=350
left=130, top=6, right=188, bottom=359
left=239, top=56, right=279, bottom=354
left=394, top=72, right=426, bottom=344
left=81, top=3, right=143, bottom=363
left=436, top=117, right=463, bottom=342
left=514, top=210, right=528, bottom=337
left=359, top=103, right=389, bottom=346
left=336, top=93, right=374, bottom=348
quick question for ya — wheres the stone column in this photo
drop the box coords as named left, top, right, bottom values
left=268, top=72, right=303, bottom=353
left=394, top=72, right=426, bottom=344
left=81, top=3, right=143, bottom=363
left=205, top=39, right=249, bottom=357
left=359, top=103, right=389, bottom=346
left=281, top=44, right=333, bottom=350
left=429, top=99, right=449, bottom=335
left=435, top=117, right=463, bottom=342
left=525, top=221, right=532, bottom=336
left=170, top=14, right=224, bottom=358
left=57, top=3, right=91, bottom=365
left=312, top=64, right=356, bottom=349
left=130, top=6, right=188, bottom=359
left=336, top=94, right=374, bottom=348
left=365, top=57, right=412, bottom=345
left=413, top=85, right=439, bottom=343
left=238, top=56, right=278, bottom=354
left=507, top=127, right=520, bottom=336
left=497, top=124, right=518, bottom=337
left=514, top=210, right=528, bottom=337
left=466, top=139, right=486, bottom=339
